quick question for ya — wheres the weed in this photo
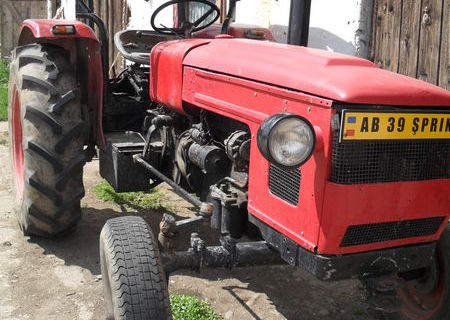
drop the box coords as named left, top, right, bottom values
left=92, top=179, right=174, bottom=211
left=354, top=308, right=365, bottom=316
left=170, top=295, right=221, bottom=320
left=0, top=59, right=9, bottom=121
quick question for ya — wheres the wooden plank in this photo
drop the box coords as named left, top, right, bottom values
left=107, top=0, right=114, bottom=73
left=369, top=0, right=379, bottom=61
left=417, top=0, right=443, bottom=84
left=372, top=0, right=403, bottom=72
left=1, top=3, right=12, bottom=57
left=398, top=0, right=422, bottom=77
left=1, top=0, right=47, bottom=58
left=2, top=1, right=22, bottom=57
left=112, top=0, right=122, bottom=70
left=92, top=0, right=100, bottom=38
left=438, top=0, right=449, bottom=89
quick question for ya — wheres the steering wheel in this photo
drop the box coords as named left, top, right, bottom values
left=151, top=0, right=220, bottom=37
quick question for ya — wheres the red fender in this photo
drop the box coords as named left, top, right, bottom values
left=19, top=19, right=105, bottom=149
left=20, top=19, right=99, bottom=42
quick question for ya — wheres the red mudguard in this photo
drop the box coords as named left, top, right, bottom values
left=19, top=19, right=105, bottom=149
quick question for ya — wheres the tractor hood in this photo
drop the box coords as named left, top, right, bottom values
left=183, top=39, right=450, bottom=107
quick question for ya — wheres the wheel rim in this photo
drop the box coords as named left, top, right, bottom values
left=397, top=248, right=446, bottom=320
left=12, top=87, right=24, bottom=202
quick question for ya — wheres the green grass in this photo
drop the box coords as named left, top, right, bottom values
left=354, top=308, right=365, bottom=316
left=0, top=59, right=9, bottom=121
left=0, top=131, right=8, bottom=146
left=92, top=179, right=174, bottom=211
left=170, top=295, right=221, bottom=320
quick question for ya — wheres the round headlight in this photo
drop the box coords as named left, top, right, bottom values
left=257, top=113, right=315, bottom=168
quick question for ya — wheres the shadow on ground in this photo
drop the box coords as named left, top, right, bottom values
left=27, top=205, right=215, bottom=276
left=27, top=203, right=379, bottom=320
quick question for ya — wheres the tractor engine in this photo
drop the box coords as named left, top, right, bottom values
left=142, top=109, right=251, bottom=209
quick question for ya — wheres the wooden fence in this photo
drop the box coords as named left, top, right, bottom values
left=88, top=0, right=129, bottom=74
left=0, top=0, right=48, bottom=58
left=371, top=0, right=449, bottom=90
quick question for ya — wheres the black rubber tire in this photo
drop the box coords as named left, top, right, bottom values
left=8, top=43, right=86, bottom=237
left=371, top=225, right=450, bottom=320
left=100, top=216, right=172, bottom=320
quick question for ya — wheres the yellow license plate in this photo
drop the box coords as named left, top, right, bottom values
left=340, top=110, right=450, bottom=141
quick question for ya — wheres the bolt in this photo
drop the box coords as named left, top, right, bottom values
left=190, top=232, right=199, bottom=247
left=196, top=239, right=205, bottom=252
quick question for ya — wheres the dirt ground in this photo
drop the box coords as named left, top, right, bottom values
left=0, top=121, right=382, bottom=320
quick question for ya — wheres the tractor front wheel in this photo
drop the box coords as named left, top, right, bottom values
left=366, top=225, right=450, bottom=320
left=99, top=216, right=172, bottom=320
left=8, top=43, right=86, bottom=237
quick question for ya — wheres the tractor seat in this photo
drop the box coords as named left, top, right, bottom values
left=114, top=30, right=175, bottom=65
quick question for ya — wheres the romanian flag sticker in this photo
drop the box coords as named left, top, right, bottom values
left=339, top=110, right=450, bottom=141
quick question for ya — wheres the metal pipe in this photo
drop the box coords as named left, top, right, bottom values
left=161, top=241, right=283, bottom=274
left=221, top=0, right=237, bottom=34
left=287, top=0, right=311, bottom=46
left=175, top=216, right=204, bottom=228
left=133, top=154, right=203, bottom=208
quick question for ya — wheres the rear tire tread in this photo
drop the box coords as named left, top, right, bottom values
left=9, top=43, right=86, bottom=237
left=55, top=121, right=86, bottom=154
left=21, top=74, right=59, bottom=96
left=26, top=172, right=61, bottom=206
left=55, top=154, right=86, bottom=190
left=25, top=140, right=63, bottom=173
left=25, top=105, right=62, bottom=134
left=49, top=89, right=79, bottom=114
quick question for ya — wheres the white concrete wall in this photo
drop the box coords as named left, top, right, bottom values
left=309, top=0, right=362, bottom=55
left=309, top=0, right=373, bottom=57
left=59, top=0, right=76, bottom=20
left=127, top=0, right=173, bottom=30
left=234, top=0, right=372, bottom=57
left=235, top=0, right=290, bottom=42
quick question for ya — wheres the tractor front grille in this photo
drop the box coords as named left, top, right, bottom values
left=331, top=131, right=450, bottom=184
left=340, top=216, right=446, bottom=247
left=269, top=164, right=301, bottom=206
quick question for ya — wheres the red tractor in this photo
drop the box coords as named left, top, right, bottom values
left=7, top=0, right=450, bottom=319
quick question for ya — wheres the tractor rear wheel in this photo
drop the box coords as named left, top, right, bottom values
left=100, top=216, right=172, bottom=320
left=8, top=43, right=86, bottom=237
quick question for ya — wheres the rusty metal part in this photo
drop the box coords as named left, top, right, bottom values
left=133, top=154, right=203, bottom=208
left=160, top=234, right=284, bottom=274
left=364, top=274, right=406, bottom=313
left=158, top=214, right=178, bottom=252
